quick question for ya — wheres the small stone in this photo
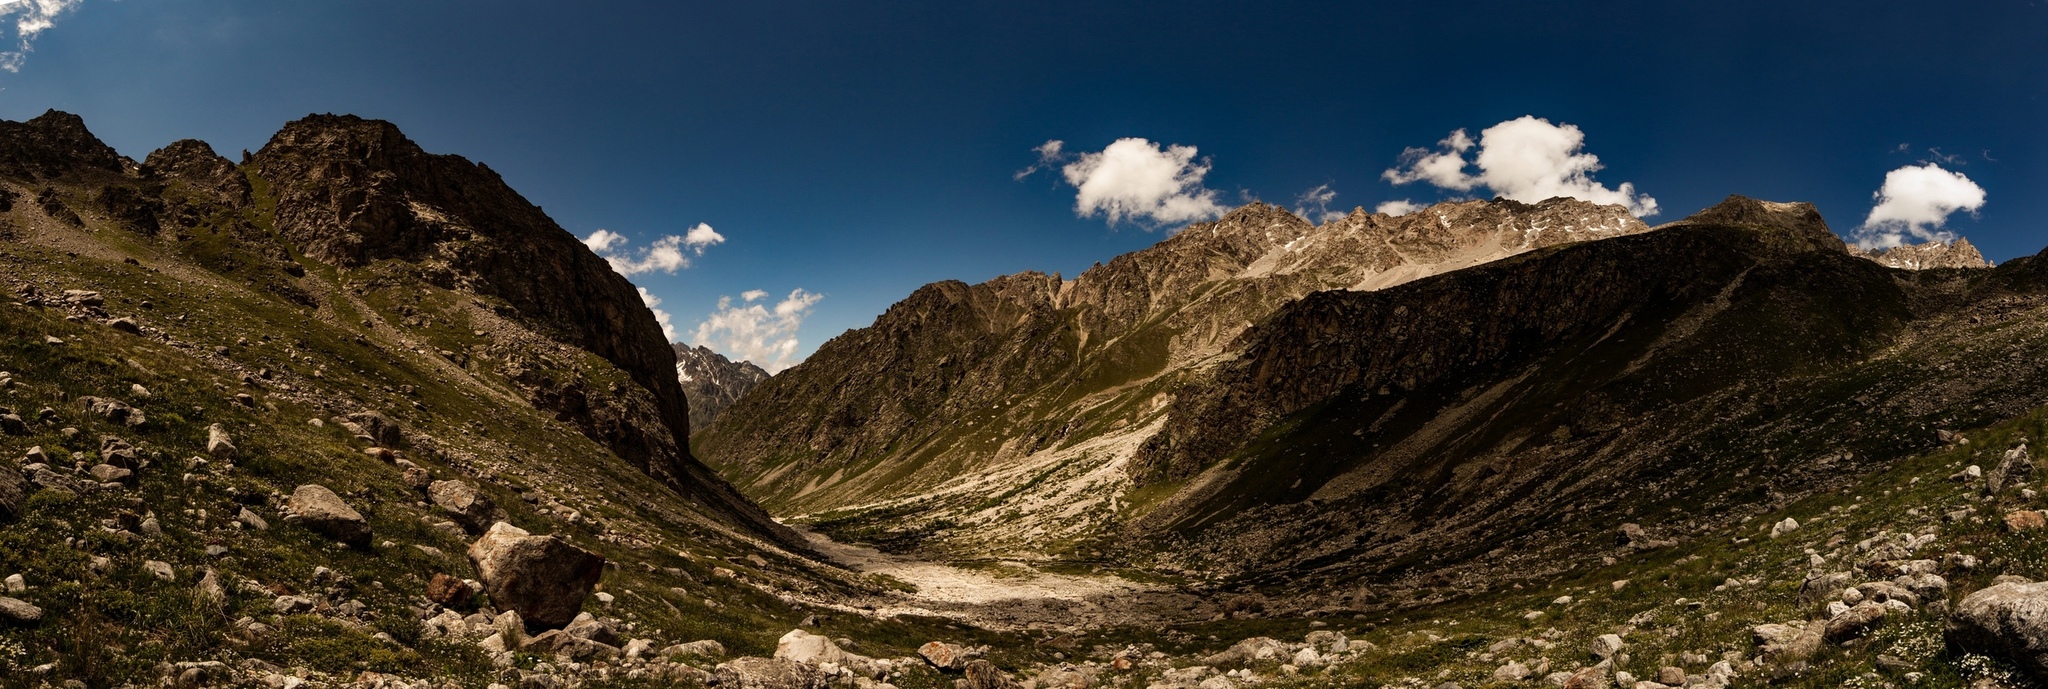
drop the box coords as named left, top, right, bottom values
left=205, top=424, right=237, bottom=460
left=1770, top=517, right=1800, bottom=538
left=920, top=641, right=969, bottom=670
left=3, top=574, right=23, bottom=593
left=1824, top=602, right=1886, bottom=641
left=427, top=573, right=476, bottom=609
left=237, top=507, right=268, bottom=531
left=1591, top=633, right=1625, bottom=659
left=144, top=560, right=174, bottom=581
left=89, top=464, right=132, bottom=484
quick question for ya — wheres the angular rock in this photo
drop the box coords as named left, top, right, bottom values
left=1591, top=633, right=1625, bottom=659
left=715, top=657, right=827, bottom=689
left=0, top=414, right=24, bottom=435
left=99, top=436, right=140, bottom=469
left=237, top=507, right=268, bottom=531
left=522, top=628, right=621, bottom=661
left=1987, top=443, right=2034, bottom=495
left=920, top=641, right=969, bottom=670
left=285, top=484, right=371, bottom=547
left=564, top=613, right=621, bottom=647
left=1824, top=601, right=1886, bottom=641
left=347, top=410, right=403, bottom=447
left=426, top=573, right=475, bottom=609
left=78, top=397, right=144, bottom=427
left=428, top=480, right=504, bottom=533
left=466, top=521, right=604, bottom=630
left=205, top=424, right=237, bottom=461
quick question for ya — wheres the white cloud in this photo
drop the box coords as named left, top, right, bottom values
left=1013, top=140, right=1066, bottom=181
left=582, top=229, right=626, bottom=253
left=1020, top=137, right=1229, bottom=227
left=1375, top=199, right=1424, bottom=217
left=637, top=287, right=679, bottom=341
left=583, top=227, right=721, bottom=276
left=1382, top=116, right=1658, bottom=217
left=693, top=288, right=822, bottom=373
left=1292, top=184, right=1346, bottom=223
left=0, top=0, right=83, bottom=72
left=682, top=222, right=725, bottom=252
left=1855, top=163, right=1986, bottom=248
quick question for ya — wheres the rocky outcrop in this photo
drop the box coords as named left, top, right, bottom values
left=674, top=343, right=769, bottom=432
left=0, top=110, right=126, bottom=181
left=1851, top=237, right=1991, bottom=270
left=467, top=522, right=604, bottom=630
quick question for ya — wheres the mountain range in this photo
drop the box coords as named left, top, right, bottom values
left=7, top=110, right=2048, bottom=688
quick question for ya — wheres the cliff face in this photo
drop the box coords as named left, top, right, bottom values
left=673, top=343, right=770, bottom=432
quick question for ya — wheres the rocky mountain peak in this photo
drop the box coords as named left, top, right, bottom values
left=673, top=344, right=770, bottom=432
left=0, top=109, right=127, bottom=180
left=1661, top=194, right=1843, bottom=250
left=1850, top=237, right=1992, bottom=270
left=143, top=139, right=252, bottom=207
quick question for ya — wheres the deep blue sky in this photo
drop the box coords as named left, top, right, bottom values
left=4, top=1, right=2044, bottom=368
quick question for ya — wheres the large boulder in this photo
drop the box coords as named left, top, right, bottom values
left=285, top=484, right=371, bottom=547
left=467, top=521, right=604, bottom=630
left=428, top=480, right=504, bottom=533
left=775, top=629, right=848, bottom=666
left=715, top=657, right=827, bottom=689
left=1948, top=581, right=2048, bottom=679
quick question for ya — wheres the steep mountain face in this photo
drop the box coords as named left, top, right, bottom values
left=695, top=197, right=1650, bottom=547
left=3, top=109, right=793, bottom=548
left=673, top=343, right=769, bottom=431
left=1850, top=237, right=1992, bottom=269
left=1120, top=196, right=2048, bottom=591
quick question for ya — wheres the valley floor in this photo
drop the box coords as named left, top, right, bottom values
left=799, top=526, right=1212, bottom=632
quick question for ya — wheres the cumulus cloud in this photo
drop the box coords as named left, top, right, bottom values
left=0, top=0, right=83, bottom=72
left=1020, top=137, right=1228, bottom=227
left=582, top=229, right=626, bottom=253
left=683, top=222, right=725, bottom=251
left=583, top=225, right=722, bottom=276
left=1382, top=116, right=1658, bottom=217
left=1854, top=163, right=1986, bottom=248
left=1375, top=199, right=1424, bottom=217
left=693, top=288, right=823, bottom=373
left=637, top=287, right=679, bottom=341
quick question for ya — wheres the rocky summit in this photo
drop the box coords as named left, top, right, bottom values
left=674, top=343, right=770, bottom=433
left=9, top=109, right=2048, bottom=689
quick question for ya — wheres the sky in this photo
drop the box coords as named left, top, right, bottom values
left=2, top=1, right=2044, bottom=371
